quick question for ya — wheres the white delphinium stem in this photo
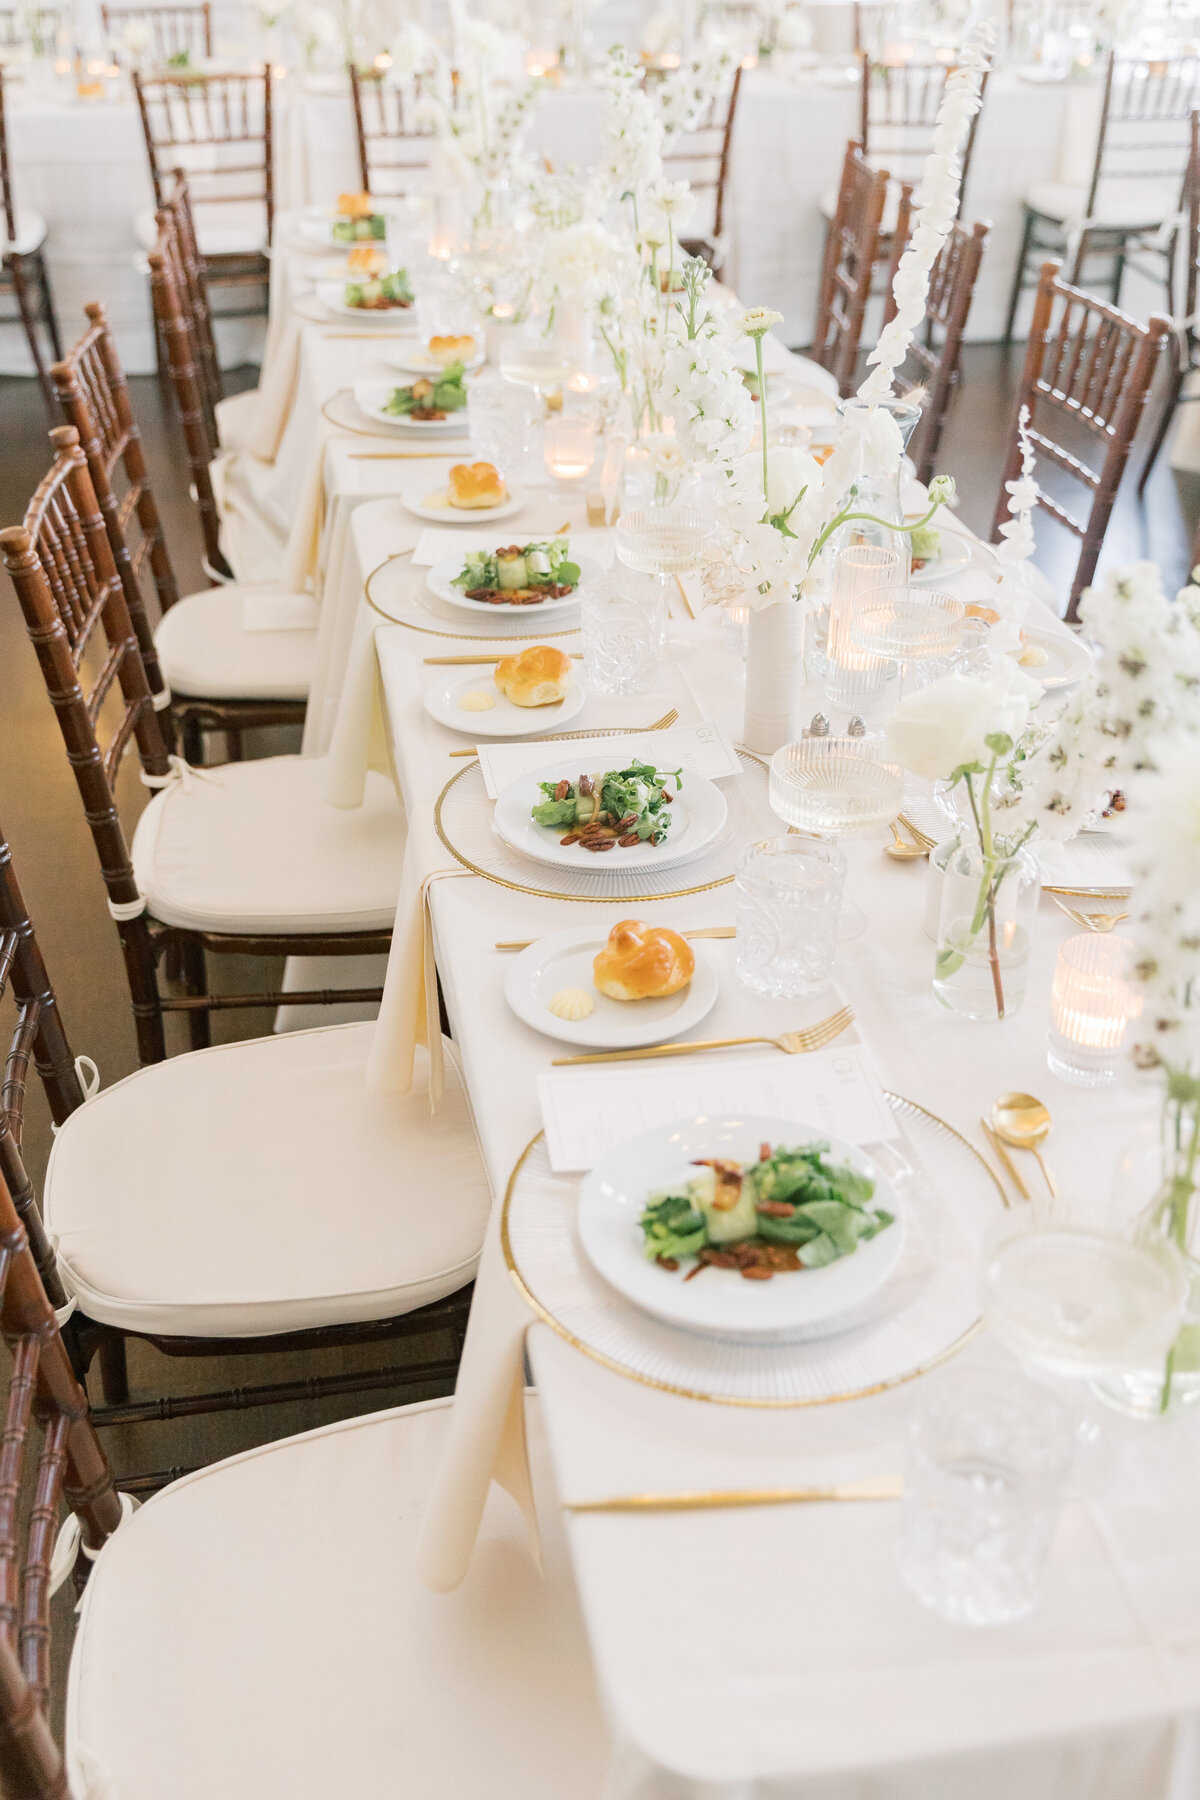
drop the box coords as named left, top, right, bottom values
left=857, top=20, right=994, bottom=405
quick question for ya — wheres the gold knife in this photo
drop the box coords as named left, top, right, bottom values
left=424, top=653, right=585, bottom=665
left=495, top=926, right=735, bottom=951
left=564, top=1475, right=903, bottom=1513
left=980, top=1116, right=1029, bottom=1203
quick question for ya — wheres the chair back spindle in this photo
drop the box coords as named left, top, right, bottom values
left=812, top=140, right=908, bottom=394
left=133, top=66, right=274, bottom=249
left=102, top=0, right=212, bottom=64
left=349, top=63, right=435, bottom=199
left=660, top=62, right=744, bottom=247
left=882, top=216, right=990, bottom=485
left=991, top=261, right=1170, bottom=620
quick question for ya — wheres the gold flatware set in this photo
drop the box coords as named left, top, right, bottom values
left=1050, top=894, right=1130, bottom=932
left=550, top=1005, right=855, bottom=1067
left=980, top=1092, right=1058, bottom=1201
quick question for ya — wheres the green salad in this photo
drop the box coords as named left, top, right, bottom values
left=639, top=1142, right=894, bottom=1280
left=383, top=361, right=467, bottom=419
left=452, top=537, right=581, bottom=606
left=531, top=762, right=681, bottom=851
left=343, top=269, right=414, bottom=311
left=333, top=214, right=387, bottom=242
left=909, top=524, right=941, bottom=570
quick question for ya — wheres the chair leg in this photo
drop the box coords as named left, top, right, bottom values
left=7, top=253, right=54, bottom=409
left=1110, top=244, right=1126, bottom=311
left=179, top=939, right=212, bottom=1051
left=1003, top=209, right=1034, bottom=346
left=180, top=709, right=206, bottom=766
left=98, top=1335, right=130, bottom=1407
left=1138, top=357, right=1187, bottom=496
left=33, top=248, right=62, bottom=360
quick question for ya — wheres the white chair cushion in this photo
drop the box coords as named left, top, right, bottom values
left=1026, top=179, right=1181, bottom=230
left=154, top=585, right=316, bottom=700
left=2, top=207, right=47, bottom=256
left=213, top=386, right=259, bottom=452
left=67, top=1396, right=609, bottom=1800
left=130, top=754, right=405, bottom=935
left=134, top=200, right=268, bottom=258
left=45, top=1025, right=487, bottom=1336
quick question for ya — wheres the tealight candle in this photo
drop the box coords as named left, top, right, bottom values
left=1047, top=934, right=1141, bottom=1088
left=824, top=546, right=902, bottom=716
left=544, top=415, right=594, bottom=490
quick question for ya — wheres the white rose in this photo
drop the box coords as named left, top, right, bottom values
left=886, top=671, right=1035, bottom=782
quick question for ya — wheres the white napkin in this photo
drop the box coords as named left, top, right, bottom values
left=536, top=1040, right=900, bottom=1173
left=476, top=722, right=744, bottom=800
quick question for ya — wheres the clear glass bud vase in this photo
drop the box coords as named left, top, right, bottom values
left=933, top=842, right=1040, bottom=1022
left=832, top=395, right=922, bottom=576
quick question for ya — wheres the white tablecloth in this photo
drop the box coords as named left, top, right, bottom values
left=3, top=66, right=1156, bottom=377
left=333, top=521, right=1200, bottom=1794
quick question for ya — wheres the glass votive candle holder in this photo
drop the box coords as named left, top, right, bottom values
left=543, top=414, right=595, bottom=490
left=1046, top=933, right=1141, bottom=1088
left=824, top=547, right=903, bottom=717
left=734, top=836, right=846, bottom=998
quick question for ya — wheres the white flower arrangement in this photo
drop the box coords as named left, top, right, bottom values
left=858, top=21, right=994, bottom=406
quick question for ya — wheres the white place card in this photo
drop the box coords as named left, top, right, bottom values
left=1037, top=830, right=1133, bottom=892
left=537, top=1044, right=901, bottom=1173
left=412, top=527, right=615, bottom=568
left=476, top=722, right=744, bottom=800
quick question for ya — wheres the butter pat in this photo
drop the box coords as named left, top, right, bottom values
left=548, top=987, right=595, bottom=1021
left=422, top=491, right=451, bottom=509
left=458, top=690, right=495, bottom=712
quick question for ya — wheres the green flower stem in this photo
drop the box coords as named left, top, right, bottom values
left=755, top=335, right=769, bottom=506
left=1158, top=1089, right=1200, bottom=1412
left=806, top=497, right=943, bottom=571
left=934, top=759, right=1008, bottom=1019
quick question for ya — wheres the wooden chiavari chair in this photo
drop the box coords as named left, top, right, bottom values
left=133, top=66, right=272, bottom=322
left=860, top=55, right=987, bottom=211
left=991, top=262, right=1171, bottom=622
left=1139, top=107, right=1200, bottom=492
left=812, top=141, right=911, bottom=395
left=1004, top=50, right=1200, bottom=342
left=0, top=429, right=405, bottom=1060
left=0, top=809, right=483, bottom=1469
left=52, top=300, right=313, bottom=762
left=349, top=61, right=435, bottom=199
left=0, top=69, right=61, bottom=408
left=880, top=216, right=990, bottom=487
left=661, top=61, right=743, bottom=268
left=0, top=6, right=60, bottom=49
left=102, top=0, right=212, bottom=64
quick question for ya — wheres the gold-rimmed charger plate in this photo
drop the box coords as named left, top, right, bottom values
left=365, top=552, right=583, bottom=642
left=434, top=749, right=773, bottom=902
left=320, top=386, right=474, bottom=442
left=502, top=1095, right=1006, bottom=1408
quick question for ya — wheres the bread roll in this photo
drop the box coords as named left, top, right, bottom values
left=448, top=462, right=508, bottom=510
left=338, top=191, right=373, bottom=218
left=346, top=245, right=385, bottom=277
left=593, top=920, right=694, bottom=1002
left=429, top=334, right=476, bottom=367
left=493, top=645, right=574, bottom=708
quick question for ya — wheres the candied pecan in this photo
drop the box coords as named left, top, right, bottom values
left=756, top=1201, right=795, bottom=1218
left=759, top=1142, right=772, bottom=1162
left=554, top=779, right=570, bottom=801
left=578, top=774, right=594, bottom=796
left=656, top=1255, right=679, bottom=1272
left=589, top=839, right=616, bottom=852
left=741, top=1265, right=774, bottom=1281
left=703, top=1250, right=740, bottom=1269
left=616, top=813, right=638, bottom=830
left=618, top=833, right=641, bottom=847
left=560, top=834, right=580, bottom=846
left=662, top=789, right=673, bottom=803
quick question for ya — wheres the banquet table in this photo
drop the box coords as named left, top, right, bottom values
left=274, top=436, right=1200, bottom=1793
left=1, top=63, right=1159, bottom=379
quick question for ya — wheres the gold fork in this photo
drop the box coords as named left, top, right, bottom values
left=550, top=1005, right=855, bottom=1066
left=897, top=812, right=936, bottom=852
left=1050, top=894, right=1130, bottom=933
left=448, top=707, right=679, bottom=755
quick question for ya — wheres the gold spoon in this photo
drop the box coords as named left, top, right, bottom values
left=885, top=821, right=927, bottom=861
left=990, top=1092, right=1058, bottom=1198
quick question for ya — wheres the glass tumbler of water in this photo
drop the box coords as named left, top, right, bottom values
left=734, top=837, right=846, bottom=998
left=579, top=572, right=666, bottom=696
left=894, top=1369, right=1072, bottom=1627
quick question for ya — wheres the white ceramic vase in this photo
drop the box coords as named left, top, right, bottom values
left=742, top=598, right=807, bottom=755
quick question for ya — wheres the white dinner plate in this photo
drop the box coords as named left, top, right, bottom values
left=493, top=760, right=728, bottom=875
left=422, top=667, right=585, bottom=737
left=1020, top=626, right=1093, bottom=691
left=428, top=550, right=601, bottom=616
left=578, top=1114, right=906, bottom=1341
left=383, top=342, right=486, bottom=376
left=316, top=281, right=417, bottom=326
left=401, top=481, right=526, bottom=525
left=908, top=532, right=972, bottom=584
left=352, top=380, right=469, bottom=434
left=503, top=928, right=718, bottom=1047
